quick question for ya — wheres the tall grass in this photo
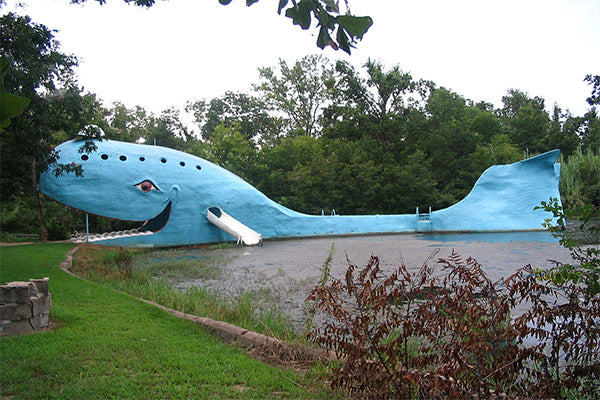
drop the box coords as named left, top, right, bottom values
left=71, top=244, right=297, bottom=341
left=560, top=149, right=600, bottom=208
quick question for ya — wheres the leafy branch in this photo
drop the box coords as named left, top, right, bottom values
left=274, top=0, right=373, bottom=54
left=75, top=0, right=372, bottom=55
left=0, top=55, right=30, bottom=133
left=535, top=197, right=600, bottom=298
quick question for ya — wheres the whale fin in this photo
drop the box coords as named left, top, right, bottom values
left=519, top=149, right=561, bottom=167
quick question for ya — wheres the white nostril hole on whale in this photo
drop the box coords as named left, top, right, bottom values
left=160, top=158, right=167, bottom=163
left=180, top=161, right=185, bottom=167
left=119, top=155, right=127, bottom=161
left=196, top=165, right=201, bottom=170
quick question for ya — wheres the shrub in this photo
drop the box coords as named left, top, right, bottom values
left=46, top=222, right=70, bottom=240
left=307, top=249, right=600, bottom=399
left=560, top=149, right=600, bottom=209
left=537, top=198, right=600, bottom=294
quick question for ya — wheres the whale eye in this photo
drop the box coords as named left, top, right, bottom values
left=134, top=180, right=158, bottom=193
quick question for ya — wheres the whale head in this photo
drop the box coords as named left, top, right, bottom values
left=39, top=139, right=253, bottom=246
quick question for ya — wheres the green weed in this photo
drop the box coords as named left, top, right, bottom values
left=72, top=244, right=297, bottom=341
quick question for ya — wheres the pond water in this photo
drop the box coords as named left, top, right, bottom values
left=174, top=232, right=575, bottom=331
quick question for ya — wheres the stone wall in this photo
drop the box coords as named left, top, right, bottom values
left=0, top=278, right=51, bottom=336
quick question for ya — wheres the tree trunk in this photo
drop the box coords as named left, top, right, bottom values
left=31, top=159, right=48, bottom=243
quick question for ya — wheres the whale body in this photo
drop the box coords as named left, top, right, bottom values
left=38, top=139, right=562, bottom=247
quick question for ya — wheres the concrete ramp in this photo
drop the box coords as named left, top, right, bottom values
left=207, top=207, right=262, bottom=246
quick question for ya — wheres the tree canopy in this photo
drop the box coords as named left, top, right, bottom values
left=1, top=10, right=598, bottom=240
left=0, top=12, right=103, bottom=240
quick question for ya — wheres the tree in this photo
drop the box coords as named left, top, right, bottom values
left=143, top=107, right=194, bottom=150
left=323, top=59, right=428, bottom=147
left=186, top=91, right=282, bottom=146
left=419, top=88, right=481, bottom=204
left=584, top=74, right=600, bottom=106
left=189, top=122, right=256, bottom=181
left=255, top=54, right=333, bottom=137
left=253, top=135, right=323, bottom=210
left=325, top=59, right=417, bottom=124
left=104, top=102, right=154, bottom=143
left=1, top=13, right=100, bottom=241
left=546, top=104, right=580, bottom=157
left=72, top=0, right=373, bottom=55
left=363, top=59, right=418, bottom=121
left=581, top=75, right=600, bottom=152
left=498, top=89, right=550, bottom=154
left=464, top=103, right=502, bottom=143
left=95, top=102, right=197, bottom=149
left=580, top=108, right=600, bottom=152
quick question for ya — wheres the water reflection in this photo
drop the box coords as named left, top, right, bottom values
left=417, top=230, right=558, bottom=243
left=165, top=232, right=574, bottom=331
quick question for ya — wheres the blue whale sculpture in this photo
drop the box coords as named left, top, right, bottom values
left=39, top=139, right=562, bottom=247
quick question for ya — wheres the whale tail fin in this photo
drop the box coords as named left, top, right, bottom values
left=431, top=149, right=562, bottom=232
left=519, top=149, right=561, bottom=167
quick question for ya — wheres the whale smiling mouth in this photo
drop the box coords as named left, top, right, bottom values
left=72, top=202, right=172, bottom=243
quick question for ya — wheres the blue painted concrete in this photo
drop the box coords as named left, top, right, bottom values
left=39, top=139, right=562, bottom=247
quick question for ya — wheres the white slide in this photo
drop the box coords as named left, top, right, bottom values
left=206, top=207, right=262, bottom=246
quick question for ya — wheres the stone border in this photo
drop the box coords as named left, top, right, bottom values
left=60, top=247, right=336, bottom=364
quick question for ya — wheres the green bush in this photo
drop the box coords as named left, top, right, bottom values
left=46, top=222, right=70, bottom=241
left=560, top=149, right=600, bottom=209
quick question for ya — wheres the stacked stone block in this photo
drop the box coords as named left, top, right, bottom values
left=0, top=278, right=51, bottom=336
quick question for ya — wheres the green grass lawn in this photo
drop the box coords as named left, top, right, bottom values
left=0, top=243, right=332, bottom=399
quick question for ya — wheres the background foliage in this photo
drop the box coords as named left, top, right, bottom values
left=0, top=12, right=599, bottom=239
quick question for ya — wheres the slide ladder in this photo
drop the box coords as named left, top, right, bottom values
left=206, top=207, right=262, bottom=246
left=416, top=206, right=433, bottom=232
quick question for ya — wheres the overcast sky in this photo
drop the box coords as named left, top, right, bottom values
left=4, top=0, right=600, bottom=117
